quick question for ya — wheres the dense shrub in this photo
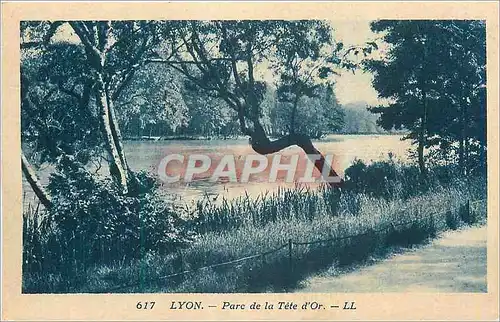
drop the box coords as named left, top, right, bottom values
left=343, top=157, right=466, bottom=199
left=23, top=157, right=193, bottom=289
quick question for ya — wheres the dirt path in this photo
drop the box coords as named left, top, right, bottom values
left=297, top=226, right=487, bottom=293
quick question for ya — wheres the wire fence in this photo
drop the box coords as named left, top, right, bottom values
left=102, top=198, right=487, bottom=292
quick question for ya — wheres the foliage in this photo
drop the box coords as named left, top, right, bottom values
left=21, top=41, right=101, bottom=165
left=155, top=20, right=357, bottom=145
left=185, top=160, right=485, bottom=234
left=271, top=85, right=344, bottom=138
left=342, top=157, right=478, bottom=200
left=181, top=84, right=241, bottom=138
left=116, top=64, right=190, bottom=137
left=189, top=185, right=342, bottom=234
left=22, top=157, right=193, bottom=291
left=340, top=102, right=385, bottom=134
left=365, top=20, right=487, bottom=174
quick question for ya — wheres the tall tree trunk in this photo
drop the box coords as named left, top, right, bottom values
left=70, top=21, right=131, bottom=195
left=458, top=99, right=465, bottom=175
left=95, top=75, right=129, bottom=194
left=417, top=131, right=426, bottom=176
left=458, top=96, right=470, bottom=175
left=21, top=151, right=52, bottom=209
left=458, top=138, right=464, bottom=174
left=464, top=138, right=469, bottom=175
left=289, top=94, right=299, bottom=135
left=480, top=142, right=487, bottom=171
left=418, top=38, right=428, bottom=178
left=418, top=87, right=428, bottom=177
left=463, top=99, right=469, bottom=175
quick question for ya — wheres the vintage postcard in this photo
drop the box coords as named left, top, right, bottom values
left=1, top=1, right=499, bottom=321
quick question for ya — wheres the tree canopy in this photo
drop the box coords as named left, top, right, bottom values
left=365, top=20, right=486, bottom=175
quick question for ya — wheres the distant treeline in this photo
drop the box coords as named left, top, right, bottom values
left=117, top=71, right=389, bottom=140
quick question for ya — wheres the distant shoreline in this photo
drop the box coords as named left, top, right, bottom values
left=124, top=132, right=408, bottom=142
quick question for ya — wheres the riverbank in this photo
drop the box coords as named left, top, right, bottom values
left=123, top=132, right=409, bottom=142
left=124, top=135, right=242, bottom=141
left=22, top=175, right=487, bottom=293
left=21, top=151, right=486, bottom=294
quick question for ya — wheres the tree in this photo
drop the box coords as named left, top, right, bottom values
left=21, top=22, right=101, bottom=207
left=115, top=64, right=189, bottom=138
left=21, top=20, right=179, bottom=198
left=20, top=22, right=193, bottom=273
left=182, top=85, right=240, bottom=138
left=340, top=102, right=384, bottom=134
left=67, top=21, right=133, bottom=194
left=437, top=21, right=486, bottom=174
left=151, top=20, right=355, bottom=186
left=273, top=21, right=342, bottom=137
left=365, top=20, right=486, bottom=176
left=272, top=85, right=344, bottom=138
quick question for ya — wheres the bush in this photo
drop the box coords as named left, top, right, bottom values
left=23, top=156, right=193, bottom=290
left=343, top=157, right=464, bottom=200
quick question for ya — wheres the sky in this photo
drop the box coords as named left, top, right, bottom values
left=329, top=20, right=384, bottom=106
left=52, top=20, right=385, bottom=106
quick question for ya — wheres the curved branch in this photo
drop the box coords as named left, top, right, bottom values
left=250, top=132, right=343, bottom=187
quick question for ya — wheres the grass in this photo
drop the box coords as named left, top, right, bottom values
left=22, top=174, right=487, bottom=293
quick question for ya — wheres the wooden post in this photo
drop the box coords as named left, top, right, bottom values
left=176, top=250, right=184, bottom=272
left=429, top=213, right=436, bottom=237
left=466, top=199, right=471, bottom=224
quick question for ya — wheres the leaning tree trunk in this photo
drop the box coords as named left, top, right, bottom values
left=21, top=151, right=52, bottom=209
left=106, top=90, right=130, bottom=173
left=245, top=52, right=342, bottom=187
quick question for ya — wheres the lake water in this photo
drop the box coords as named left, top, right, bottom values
left=23, top=134, right=411, bottom=207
